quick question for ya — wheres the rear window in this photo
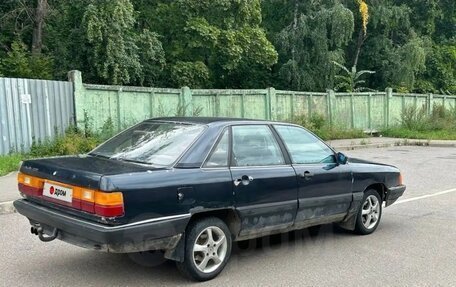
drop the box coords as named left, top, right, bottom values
left=90, top=122, right=205, bottom=166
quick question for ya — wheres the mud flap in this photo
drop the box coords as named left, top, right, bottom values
left=164, top=232, right=186, bottom=262
left=337, top=192, right=363, bottom=231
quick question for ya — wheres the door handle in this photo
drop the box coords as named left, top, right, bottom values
left=301, top=171, right=314, bottom=180
left=234, top=175, right=254, bottom=186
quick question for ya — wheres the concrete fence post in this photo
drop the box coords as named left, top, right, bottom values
left=385, top=88, right=393, bottom=128
left=350, top=93, right=355, bottom=129
left=116, top=88, right=122, bottom=131
left=307, top=93, right=312, bottom=118
left=181, top=86, right=193, bottom=116
left=67, top=70, right=85, bottom=129
left=427, top=93, right=433, bottom=115
left=268, top=87, right=277, bottom=120
left=326, top=89, right=335, bottom=126
left=367, top=93, right=372, bottom=130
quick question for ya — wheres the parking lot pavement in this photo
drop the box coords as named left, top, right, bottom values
left=0, top=172, right=19, bottom=202
left=1, top=146, right=455, bottom=286
left=345, top=146, right=456, bottom=198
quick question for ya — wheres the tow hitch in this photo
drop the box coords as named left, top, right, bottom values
left=31, top=225, right=59, bottom=242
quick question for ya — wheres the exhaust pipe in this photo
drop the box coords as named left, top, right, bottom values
left=31, top=226, right=38, bottom=235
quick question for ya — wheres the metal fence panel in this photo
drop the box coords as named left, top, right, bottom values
left=0, top=77, right=74, bottom=155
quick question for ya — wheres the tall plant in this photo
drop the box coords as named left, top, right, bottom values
left=333, top=61, right=375, bottom=92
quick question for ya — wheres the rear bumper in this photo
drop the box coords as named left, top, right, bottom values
left=385, top=185, right=406, bottom=206
left=13, top=199, right=190, bottom=253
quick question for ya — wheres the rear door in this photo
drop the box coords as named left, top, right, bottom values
left=230, top=125, right=298, bottom=237
left=273, top=125, right=353, bottom=228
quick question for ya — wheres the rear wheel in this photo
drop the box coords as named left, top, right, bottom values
left=176, top=217, right=232, bottom=281
left=354, top=189, right=382, bottom=235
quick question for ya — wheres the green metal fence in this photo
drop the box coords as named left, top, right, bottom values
left=69, top=70, right=456, bottom=132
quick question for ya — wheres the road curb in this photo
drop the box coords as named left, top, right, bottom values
left=0, top=201, right=16, bottom=215
left=333, top=140, right=456, bottom=151
left=333, top=143, right=397, bottom=150
left=0, top=171, right=17, bottom=179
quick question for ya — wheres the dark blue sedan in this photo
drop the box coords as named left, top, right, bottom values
left=14, top=117, right=405, bottom=281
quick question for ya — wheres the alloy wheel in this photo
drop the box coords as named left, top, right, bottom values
left=361, top=195, right=380, bottom=229
left=192, top=226, right=228, bottom=273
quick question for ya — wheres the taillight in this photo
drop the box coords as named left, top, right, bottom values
left=18, top=173, right=124, bottom=217
left=398, top=173, right=403, bottom=185
left=71, top=187, right=124, bottom=217
left=94, top=191, right=124, bottom=217
left=18, top=173, right=44, bottom=196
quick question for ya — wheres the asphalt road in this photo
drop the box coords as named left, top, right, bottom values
left=1, top=146, right=455, bottom=286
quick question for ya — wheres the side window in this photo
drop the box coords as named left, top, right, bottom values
left=274, top=125, right=335, bottom=164
left=232, top=125, right=285, bottom=167
left=204, top=129, right=229, bottom=167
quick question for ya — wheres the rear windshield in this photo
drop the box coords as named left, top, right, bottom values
left=90, top=122, right=205, bottom=166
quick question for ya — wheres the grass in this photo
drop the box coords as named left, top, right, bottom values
left=0, top=153, right=23, bottom=176
left=0, top=126, right=102, bottom=177
left=314, top=126, right=366, bottom=141
left=382, top=104, right=456, bottom=140
left=288, top=114, right=366, bottom=141
left=382, top=128, right=456, bottom=140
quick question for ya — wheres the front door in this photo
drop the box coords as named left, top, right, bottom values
left=273, top=125, right=353, bottom=228
left=230, top=125, right=298, bottom=237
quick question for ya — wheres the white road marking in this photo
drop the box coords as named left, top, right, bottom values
left=394, top=188, right=456, bottom=205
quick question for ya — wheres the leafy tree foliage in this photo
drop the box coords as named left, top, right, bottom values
left=274, top=2, right=354, bottom=91
left=134, top=0, right=277, bottom=88
left=0, top=0, right=453, bottom=94
left=0, top=40, right=52, bottom=79
left=82, top=0, right=164, bottom=85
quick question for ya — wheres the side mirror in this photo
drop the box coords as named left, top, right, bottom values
left=336, top=152, right=348, bottom=165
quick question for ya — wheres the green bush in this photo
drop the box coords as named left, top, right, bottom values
left=398, top=104, right=456, bottom=132
left=383, top=103, right=456, bottom=140
left=0, top=126, right=102, bottom=176
left=0, top=40, right=53, bottom=79
left=29, top=126, right=100, bottom=158
left=99, top=117, right=116, bottom=141
left=289, top=114, right=366, bottom=140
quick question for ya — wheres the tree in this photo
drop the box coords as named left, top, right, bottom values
left=0, top=0, right=54, bottom=79
left=352, top=0, right=369, bottom=68
left=274, top=1, right=354, bottom=91
left=0, top=39, right=52, bottom=79
left=136, top=0, right=277, bottom=88
left=355, top=1, right=428, bottom=91
left=31, top=0, right=49, bottom=54
left=0, top=0, right=454, bottom=93
left=416, top=41, right=456, bottom=94
left=82, top=0, right=164, bottom=85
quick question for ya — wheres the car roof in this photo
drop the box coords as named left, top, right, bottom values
left=147, top=117, right=282, bottom=125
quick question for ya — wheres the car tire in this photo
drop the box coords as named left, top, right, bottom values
left=176, top=217, right=232, bottom=281
left=354, top=189, right=382, bottom=235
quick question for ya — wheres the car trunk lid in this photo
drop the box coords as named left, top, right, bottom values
left=20, top=155, right=155, bottom=189
left=18, top=155, right=164, bottom=222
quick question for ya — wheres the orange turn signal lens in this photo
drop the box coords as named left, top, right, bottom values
left=94, top=191, right=123, bottom=206
left=17, top=173, right=44, bottom=188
